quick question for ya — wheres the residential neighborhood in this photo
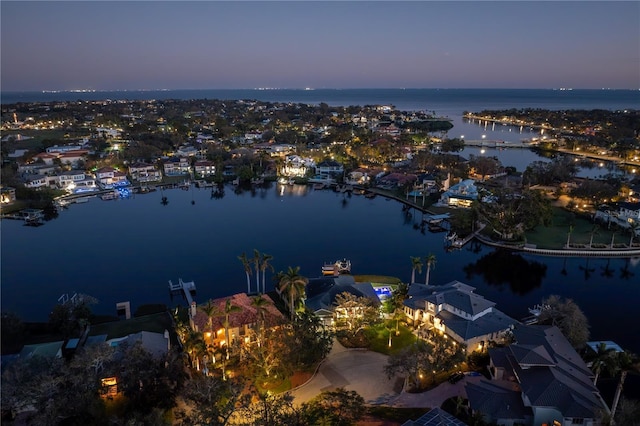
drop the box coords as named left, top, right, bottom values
left=1, top=98, right=639, bottom=425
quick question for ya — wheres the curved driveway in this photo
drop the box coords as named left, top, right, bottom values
left=289, top=340, right=401, bottom=405
left=288, top=339, right=483, bottom=408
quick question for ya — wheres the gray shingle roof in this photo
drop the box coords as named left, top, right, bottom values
left=305, top=276, right=380, bottom=312
left=438, top=308, right=517, bottom=340
left=466, top=380, right=530, bottom=421
left=406, top=281, right=495, bottom=316
left=489, top=325, right=608, bottom=420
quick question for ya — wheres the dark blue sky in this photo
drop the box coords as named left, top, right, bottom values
left=2, top=1, right=639, bottom=91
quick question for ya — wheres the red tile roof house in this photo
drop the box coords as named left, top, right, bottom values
left=190, top=293, right=285, bottom=351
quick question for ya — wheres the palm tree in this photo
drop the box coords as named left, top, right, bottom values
left=258, top=252, right=274, bottom=294
left=183, top=330, right=206, bottom=371
left=278, top=266, right=308, bottom=321
left=410, top=256, right=423, bottom=284
left=222, top=299, right=242, bottom=360
left=610, top=229, right=617, bottom=248
left=610, top=351, right=639, bottom=421
left=238, top=252, right=253, bottom=294
left=252, top=249, right=261, bottom=294
left=250, top=295, right=269, bottom=347
left=424, top=253, right=437, bottom=286
left=588, top=224, right=600, bottom=248
left=590, top=342, right=616, bottom=386
left=198, top=300, right=217, bottom=337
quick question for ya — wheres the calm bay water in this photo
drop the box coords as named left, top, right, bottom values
left=2, top=89, right=640, bottom=357
left=2, top=184, right=639, bottom=356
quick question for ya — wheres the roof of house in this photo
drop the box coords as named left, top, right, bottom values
left=192, top=293, right=285, bottom=332
left=401, top=407, right=468, bottom=426
left=404, top=281, right=495, bottom=316
left=305, top=275, right=380, bottom=313
left=489, top=325, right=608, bottom=420
left=114, top=331, right=169, bottom=358
left=465, top=380, right=530, bottom=422
left=19, top=341, right=64, bottom=359
left=438, top=309, right=518, bottom=341
left=316, top=159, right=342, bottom=168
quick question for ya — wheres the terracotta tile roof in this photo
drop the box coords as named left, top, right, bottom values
left=192, top=293, right=285, bottom=332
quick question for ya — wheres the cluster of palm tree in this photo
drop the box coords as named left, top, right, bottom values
left=588, top=343, right=640, bottom=422
left=409, top=253, right=437, bottom=285
left=238, top=249, right=274, bottom=295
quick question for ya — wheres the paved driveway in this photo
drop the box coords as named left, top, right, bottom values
left=288, top=339, right=484, bottom=408
left=289, top=341, right=402, bottom=405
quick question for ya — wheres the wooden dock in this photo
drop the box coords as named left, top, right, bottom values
left=169, top=278, right=197, bottom=308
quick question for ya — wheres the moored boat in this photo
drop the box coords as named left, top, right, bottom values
left=321, top=258, right=352, bottom=276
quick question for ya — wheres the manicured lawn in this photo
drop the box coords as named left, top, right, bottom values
left=524, top=207, right=628, bottom=249
left=366, top=322, right=417, bottom=355
left=353, top=275, right=402, bottom=285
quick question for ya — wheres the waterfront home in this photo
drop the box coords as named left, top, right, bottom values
left=163, top=157, right=191, bottom=176
left=436, top=179, right=479, bottom=208
left=128, top=162, right=162, bottom=183
left=95, top=166, right=128, bottom=188
left=304, top=275, right=381, bottom=327
left=194, top=160, right=216, bottom=178
left=403, top=281, right=518, bottom=351
left=24, top=175, right=49, bottom=189
left=56, top=170, right=88, bottom=190
left=376, top=172, right=418, bottom=190
left=281, top=155, right=315, bottom=177
left=190, top=293, right=285, bottom=349
left=315, top=159, right=344, bottom=179
left=1, top=187, right=17, bottom=204
left=466, top=324, right=609, bottom=426
left=593, top=202, right=640, bottom=235
left=346, top=167, right=381, bottom=186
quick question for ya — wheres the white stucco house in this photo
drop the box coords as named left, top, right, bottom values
left=403, top=281, right=518, bottom=352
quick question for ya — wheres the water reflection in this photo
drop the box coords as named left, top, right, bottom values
left=463, top=249, right=547, bottom=295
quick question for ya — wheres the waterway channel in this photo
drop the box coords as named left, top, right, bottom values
left=2, top=182, right=639, bottom=357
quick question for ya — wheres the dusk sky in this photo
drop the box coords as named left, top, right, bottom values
left=1, top=1, right=639, bottom=91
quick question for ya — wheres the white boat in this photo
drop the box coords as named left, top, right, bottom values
left=100, top=191, right=119, bottom=200
left=322, top=258, right=352, bottom=276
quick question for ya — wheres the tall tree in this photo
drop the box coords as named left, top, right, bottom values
left=425, top=253, right=437, bottom=285
left=259, top=252, right=274, bottom=294
left=238, top=252, right=253, bottom=294
left=333, top=291, right=380, bottom=333
left=410, top=256, right=423, bottom=284
left=253, top=249, right=262, bottom=294
left=536, top=295, right=590, bottom=348
left=277, top=266, right=308, bottom=321
left=199, top=300, right=218, bottom=336
left=222, top=299, right=242, bottom=360
left=301, top=388, right=366, bottom=426
left=589, top=342, right=618, bottom=386
left=178, top=375, right=248, bottom=426
left=250, top=295, right=269, bottom=346
left=610, top=351, right=640, bottom=421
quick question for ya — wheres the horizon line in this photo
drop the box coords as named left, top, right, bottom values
left=4, top=87, right=639, bottom=93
